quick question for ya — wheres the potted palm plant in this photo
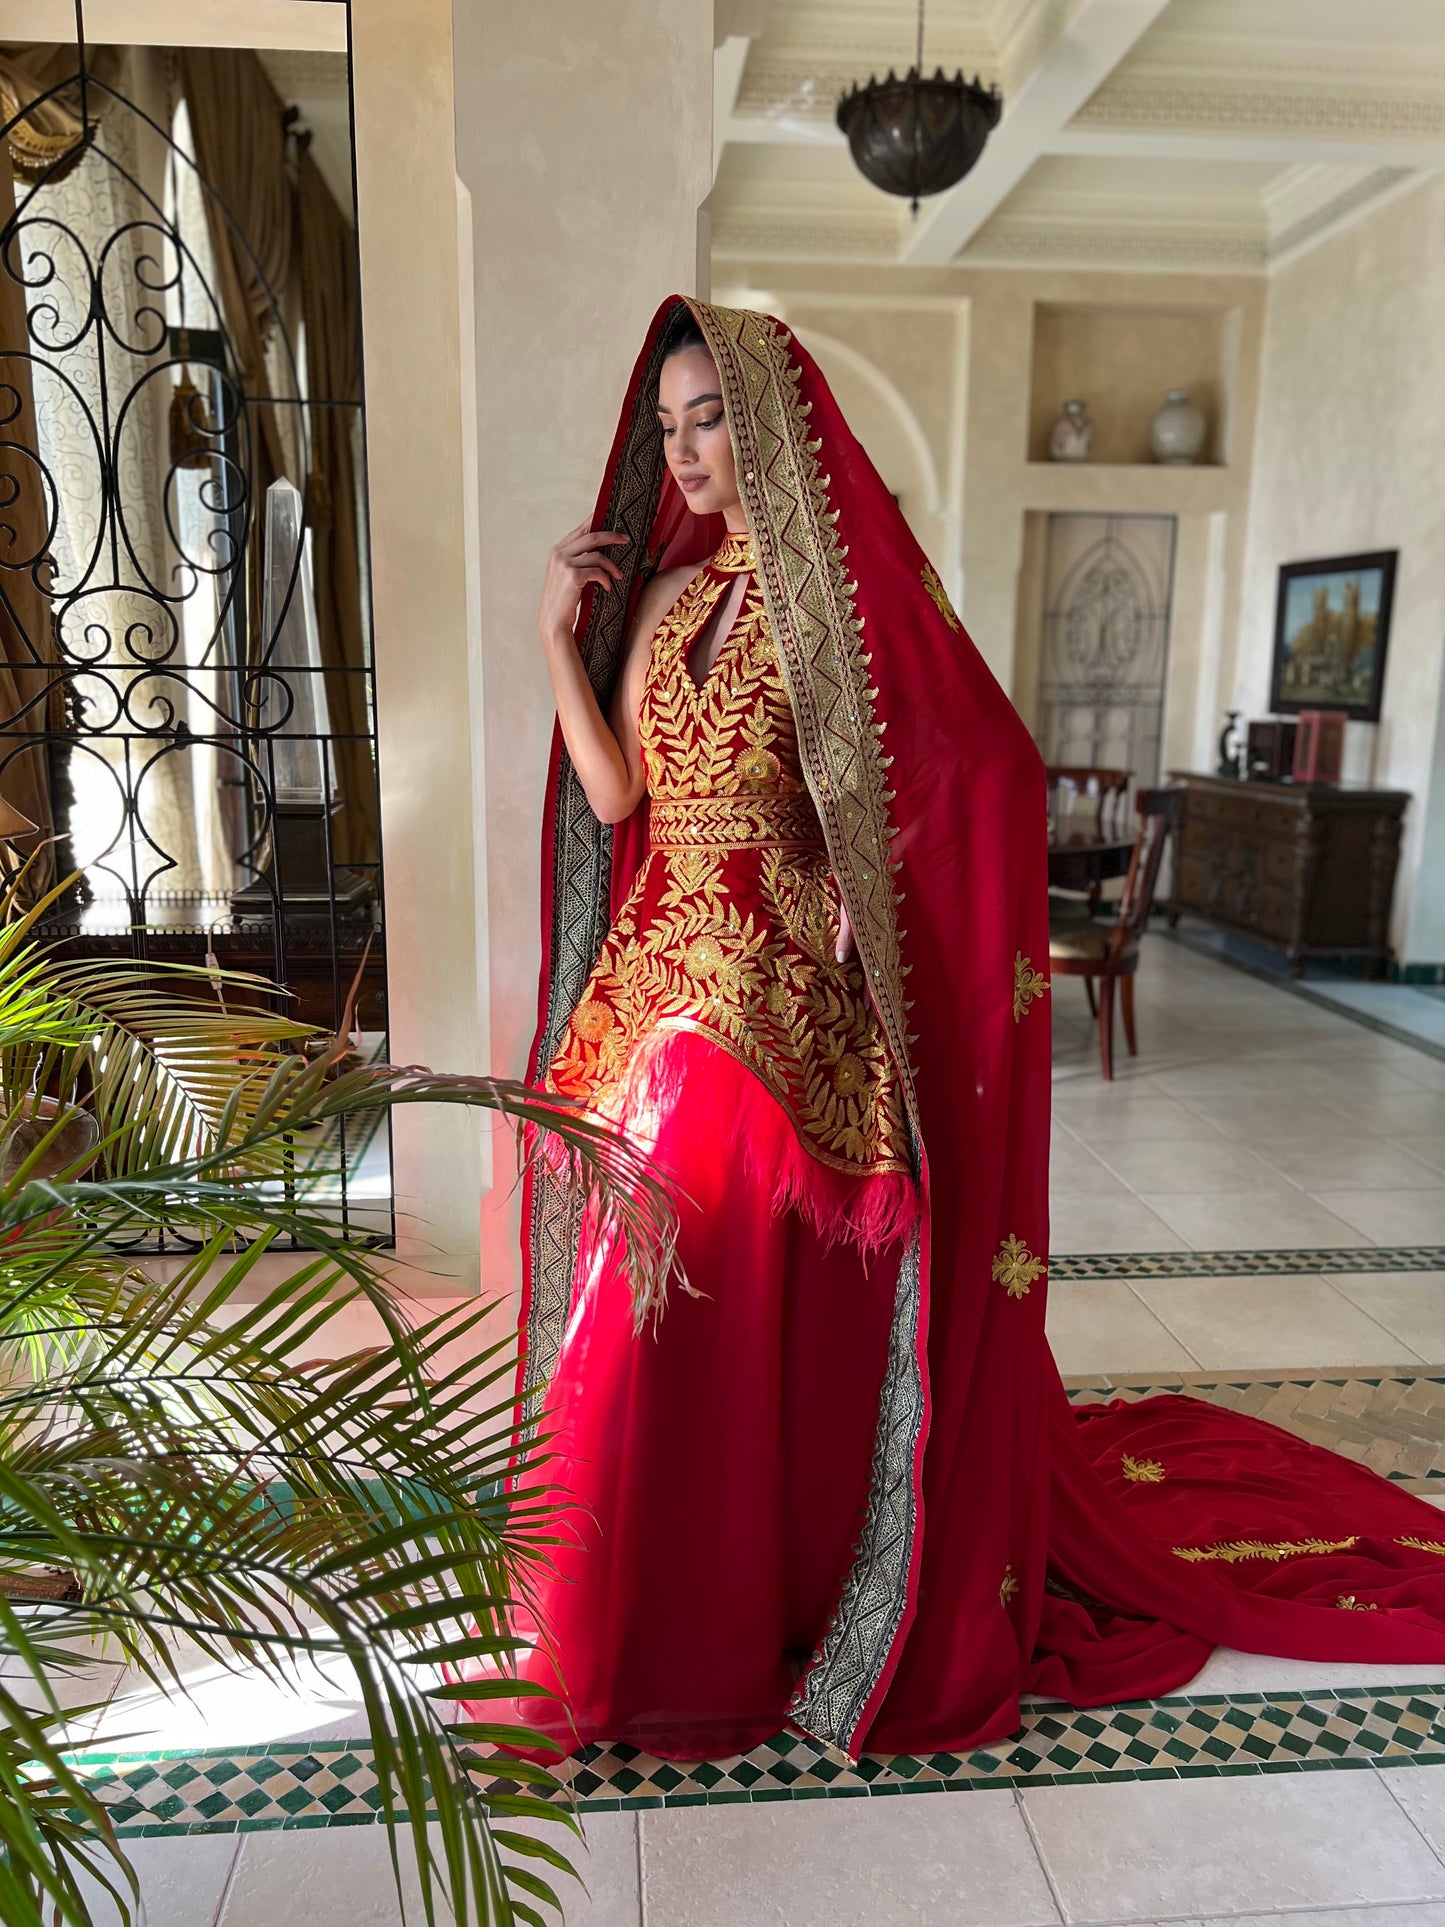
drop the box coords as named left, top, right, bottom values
left=0, top=877, right=674, bottom=1926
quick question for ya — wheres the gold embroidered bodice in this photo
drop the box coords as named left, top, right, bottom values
left=548, top=535, right=909, bottom=1178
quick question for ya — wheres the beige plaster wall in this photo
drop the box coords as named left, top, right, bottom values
left=1235, top=176, right=1445, bottom=963
left=453, top=0, right=714, bottom=1288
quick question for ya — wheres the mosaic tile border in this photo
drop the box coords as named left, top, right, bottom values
left=68, top=1682, right=1445, bottom=1836
left=1051, top=1245, right=1445, bottom=1281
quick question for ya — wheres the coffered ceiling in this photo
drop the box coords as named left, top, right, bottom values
left=711, top=0, right=1445, bottom=271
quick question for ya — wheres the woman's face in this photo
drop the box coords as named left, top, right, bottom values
left=656, top=345, right=740, bottom=518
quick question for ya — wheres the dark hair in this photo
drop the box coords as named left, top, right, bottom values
left=664, top=314, right=708, bottom=358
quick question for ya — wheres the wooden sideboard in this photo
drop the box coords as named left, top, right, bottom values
left=1168, top=772, right=1408, bottom=976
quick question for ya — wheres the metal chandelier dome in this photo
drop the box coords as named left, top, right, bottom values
left=836, top=1, right=1002, bottom=215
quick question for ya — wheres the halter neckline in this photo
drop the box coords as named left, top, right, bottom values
left=711, top=530, right=755, bottom=574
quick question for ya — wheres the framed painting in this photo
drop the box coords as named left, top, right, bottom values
left=1269, top=550, right=1397, bottom=722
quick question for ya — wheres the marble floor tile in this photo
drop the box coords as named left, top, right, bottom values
left=1159, top=1910, right=1445, bottom=1927
left=1393, top=1133, right=1445, bottom=1175
left=75, top=1834, right=240, bottom=1927
left=1169, top=1092, right=1360, bottom=1143
left=1377, top=1766, right=1445, bottom=1866
left=1329, top=1273, right=1445, bottom=1363
left=1309, top=1188, right=1445, bottom=1246
left=1048, top=1192, right=1185, bottom=1255
left=1258, top=1140, right=1445, bottom=1189
left=639, top=1787, right=1059, bottom=1927
left=1128, top=1275, right=1420, bottom=1370
left=1046, top=1279, right=1200, bottom=1375
left=220, top=1814, right=633, bottom=1926
left=1093, top=1134, right=1285, bottom=1195
left=1049, top=1092, right=1226, bottom=1143
left=1138, top=1185, right=1373, bottom=1252
left=1323, top=1091, right=1445, bottom=1136
left=1048, top=1129, right=1132, bottom=1195
left=1021, top=1771, right=1445, bottom=1922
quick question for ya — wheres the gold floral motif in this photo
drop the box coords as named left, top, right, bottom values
left=1121, top=1453, right=1165, bottom=1484
left=921, top=561, right=960, bottom=631
left=682, top=933, right=729, bottom=979
left=712, top=530, right=754, bottom=573
left=1014, top=952, right=1049, bottom=1023
left=737, top=746, right=782, bottom=786
left=1336, top=1595, right=1377, bottom=1611
left=1398, top=1536, right=1445, bottom=1557
left=833, top=1054, right=867, bottom=1096
left=1000, top=1562, right=1020, bottom=1608
left=992, top=1234, right=1045, bottom=1299
left=549, top=562, right=910, bottom=1179
left=1172, top=1536, right=1359, bottom=1565
left=571, top=999, right=614, bottom=1042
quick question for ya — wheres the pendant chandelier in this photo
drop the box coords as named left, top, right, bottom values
left=836, top=0, right=1002, bottom=216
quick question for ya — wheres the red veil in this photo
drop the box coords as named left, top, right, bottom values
left=519, top=296, right=1445, bottom=1760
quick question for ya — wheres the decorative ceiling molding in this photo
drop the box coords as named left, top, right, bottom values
left=960, top=219, right=1268, bottom=271
left=1267, top=165, right=1417, bottom=263
left=737, top=47, right=1001, bottom=123
left=1073, top=73, right=1445, bottom=141
left=712, top=209, right=903, bottom=260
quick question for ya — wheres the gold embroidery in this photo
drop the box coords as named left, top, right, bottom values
left=1398, top=1536, right=1445, bottom=1557
left=1336, top=1595, right=1377, bottom=1611
left=549, top=557, right=910, bottom=1179
left=1172, top=1537, right=1359, bottom=1565
left=712, top=530, right=754, bottom=573
left=1000, top=1562, right=1020, bottom=1607
left=737, top=746, right=782, bottom=786
left=921, top=561, right=960, bottom=631
left=690, top=304, right=918, bottom=1139
left=1014, top=952, right=1049, bottom=1023
left=1121, top=1454, right=1165, bottom=1484
left=992, top=1234, right=1044, bottom=1299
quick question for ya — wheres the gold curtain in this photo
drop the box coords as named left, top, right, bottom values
left=0, top=158, right=58, bottom=887
left=0, top=43, right=122, bottom=183
left=297, top=148, right=376, bottom=869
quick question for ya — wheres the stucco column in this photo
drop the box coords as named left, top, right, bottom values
left=453, top=1, right=715, bottom=1290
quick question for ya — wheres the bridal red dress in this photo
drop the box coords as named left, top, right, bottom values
left=499, top=296, right=1445, bottom=1763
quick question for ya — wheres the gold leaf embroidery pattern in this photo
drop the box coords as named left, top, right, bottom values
left=1398, top=1536, right=1445, bottom=1557
left=1121, top=1454, right=1165, bottom=1484
left=992, top=1234, right=1045, bottom=1299
left=1172, top=1537, right=1359, bottom=1565
left=1000, top=1562, right=1020, bottom=1608
left=921, top=561, right=960, bottom=631
left=1336, top=1595, right=1377, bottom=1611
left=1014, top=952, right=1049, bottom=1023
left=548, top=564, right=910, bottom=1178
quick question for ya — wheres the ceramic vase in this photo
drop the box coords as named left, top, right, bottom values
left=1150, top=389, right=1207, bottom=466
left=1048, top=399, right=1094, bottom=462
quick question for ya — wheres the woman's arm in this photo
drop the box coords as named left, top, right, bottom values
left=537, top=525, right=688, bottom=825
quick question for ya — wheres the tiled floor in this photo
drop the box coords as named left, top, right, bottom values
left=64, top=937, right=1445, bottom=1924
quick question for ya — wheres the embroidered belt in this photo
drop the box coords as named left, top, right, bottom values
left=648, top=792, right=823, bottom=852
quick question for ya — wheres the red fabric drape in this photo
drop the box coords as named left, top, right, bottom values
left=515, top=297, right=1445, bottom=1763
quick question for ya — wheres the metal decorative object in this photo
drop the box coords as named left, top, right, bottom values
left=836, top=0, right=1002, bottom=215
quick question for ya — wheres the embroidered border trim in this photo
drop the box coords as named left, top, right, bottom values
left=689, top=300, right=926, bottom=1757
left=522, top=319, right=675, bottom=1408
left=787, top=1224, right=923, bottom=1749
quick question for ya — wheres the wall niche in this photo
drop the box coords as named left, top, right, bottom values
left=1028, top=303, right=1227, bottom=466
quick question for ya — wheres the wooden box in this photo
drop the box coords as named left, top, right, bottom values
left=1246, top=719, right=1298, bottom=781
left=1293, top=709, right=1347, bottom=785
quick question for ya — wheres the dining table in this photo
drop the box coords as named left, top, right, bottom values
left=1047, top=824, right=1135, bottom=911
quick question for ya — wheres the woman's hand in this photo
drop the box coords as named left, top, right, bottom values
left=539, top=523, right=630, bottom=641
left=835, top=895, right=855, bottom=965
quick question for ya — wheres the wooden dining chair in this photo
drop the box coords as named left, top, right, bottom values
left=1047, top=787, right=1177, bottom=1080
left=1046, top=766, right=1132, bottom=841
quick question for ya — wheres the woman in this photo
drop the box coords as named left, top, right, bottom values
left=503, top=296, right=1445, bottom=1764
